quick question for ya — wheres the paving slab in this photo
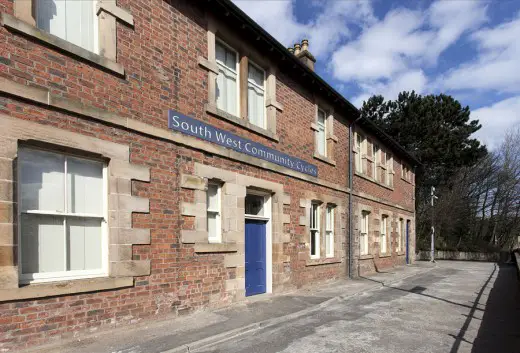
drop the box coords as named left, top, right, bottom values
left=24, top=264, right=432, bottom=353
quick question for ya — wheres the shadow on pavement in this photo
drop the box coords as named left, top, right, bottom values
left=363, top=263, right=520, bottom=353
left=360, top=271, right=486, bottom=313
left=470, top=263, right=520, bottom=353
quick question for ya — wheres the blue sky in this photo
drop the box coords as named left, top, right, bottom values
left=233, top=0, right=520, bottom=149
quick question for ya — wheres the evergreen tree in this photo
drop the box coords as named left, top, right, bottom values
left=360, top=91, right=488, bottom=248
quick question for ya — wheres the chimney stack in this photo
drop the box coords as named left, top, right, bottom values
left=294, top=43, right=301, bottom=55
left=287, top=39, right=316, bottom=71
left=301, top=39, right=309, bottom=51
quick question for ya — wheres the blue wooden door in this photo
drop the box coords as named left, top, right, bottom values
left=245, top=219, right=266, bottom=296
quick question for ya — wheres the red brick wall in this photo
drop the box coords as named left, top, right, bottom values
left=0, top=0, right=413, bottom=350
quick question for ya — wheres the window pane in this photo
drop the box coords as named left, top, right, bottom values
left=248, top=64, right=264, bottom=87
left=326, top=207, right=333, bottom=230
left=216, top=42, right=226, bottom=66
left=326, top=231, right=332, bottom=255
left=208, top=213, right=218, bottom=240
left=67, top=157, right=103, bottom=215
left=21, top=214, right=65, bottom=274
left=67, top=218, right=102, bottom=271
left=317, top=127, right=326, bottom=155
left=361, top=212, right=367, bottom=233
left=245, top=195, right=264, bottom=216
left=226, top=71, right=237, bottom=114
left=37, top=0, right=96, bottom=52
left=248, top=85, right=265, bottom=128
left=216, top=43, right=238, bottom=115
left=310, top=230, right=317, bottom=256
left=310, top=204, right=318, bottom=228
left=19, top=148, right=65, bottom=212
left=356, top=151, right=362, bottom=173
left=317, top=110, right=326, bottom=125
left=207, top=184, right=219, bottom=211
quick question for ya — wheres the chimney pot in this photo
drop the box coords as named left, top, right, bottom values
left=301, top=39, right=309, bottom=52
left=294, top=43, right=301, bottom=55
left=294, top=39, right=316, bottom=71
left=288, top=47, right=294, bottom=54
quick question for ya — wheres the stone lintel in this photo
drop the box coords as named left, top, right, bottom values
left=97, top=1, right=134, bottom=26
left=180, top=174, right=206, bottom=190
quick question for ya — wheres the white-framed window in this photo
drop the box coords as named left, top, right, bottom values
left=247, top=61, right=266, bottom=128
left=386, top=153, right=394, bottom=187
left=18, top=147, right=107, bottom=283
left=325, top=205, right=334, bottom=258
left=360, top=211, right=369, bottom=256
left=402, top=163, right=411, bottom=182
left=380, top=215, right=388, bottom=254
left=317, top=108, right=327, bottom=156
left=36, top=0, right=99, bottom=53
left=355, top=133, right=364, bottom=173
left=398, top=218, right=404, bottom=252
left=310, top=203, right=320, bottom=259
left=216, top=40, right=239, bottom=116
left=373, top=143, right=380, bottom=181
left=207, top=183, right=222, bottom=243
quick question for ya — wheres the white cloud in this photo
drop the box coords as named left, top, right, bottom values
left=232, top=0, right=375, bottom=57
left=426, top=0, right=488, bottom=64
left=353, top=70, right=428, bottom=107
left=439, top=12, right=520, bottom=93
left=472, top=96, right=520, bottom=149
left=331, top=9, right=432, bottom=82
left=330, top=0, right=487, bottom=104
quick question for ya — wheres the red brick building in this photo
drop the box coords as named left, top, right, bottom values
left=0, top=0, right=418, bottom=350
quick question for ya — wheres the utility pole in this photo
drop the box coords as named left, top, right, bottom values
left=431, top=186, right=438, bottom=263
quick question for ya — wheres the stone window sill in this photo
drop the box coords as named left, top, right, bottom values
left=1, top=13, right=124, bottom=76
left=378, top=253, right=392, bottom=258
left=0, top=276, right=133, bottom=302
left=305, top=257, right=342, bottom=267
left=194, top=242, right=238, bottom=253
left=354, top=171, right=394, bottom=191
left=397, top=252, right=406, bottom=256
left=205, top=104, right=279, bottom=142
left=313, top=153, right=336, bottom=166
left=359, top=254, right=374, bottom=260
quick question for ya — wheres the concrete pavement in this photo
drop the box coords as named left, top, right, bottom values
left=25, top=261, right=520, bottom=353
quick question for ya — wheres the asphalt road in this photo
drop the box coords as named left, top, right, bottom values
left=194, top=262, right=520, bottom=353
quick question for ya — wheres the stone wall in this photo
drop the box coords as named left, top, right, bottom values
left=416, top=250, right=502, bottom=262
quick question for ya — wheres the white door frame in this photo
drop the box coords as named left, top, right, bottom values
left=244, top=190, right=272, bottom=294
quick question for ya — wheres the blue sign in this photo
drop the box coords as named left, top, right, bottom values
left=168, top=110, right=318, bottom=177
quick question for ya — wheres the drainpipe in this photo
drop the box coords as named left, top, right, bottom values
left=348, top=116, right=364, bottom=279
